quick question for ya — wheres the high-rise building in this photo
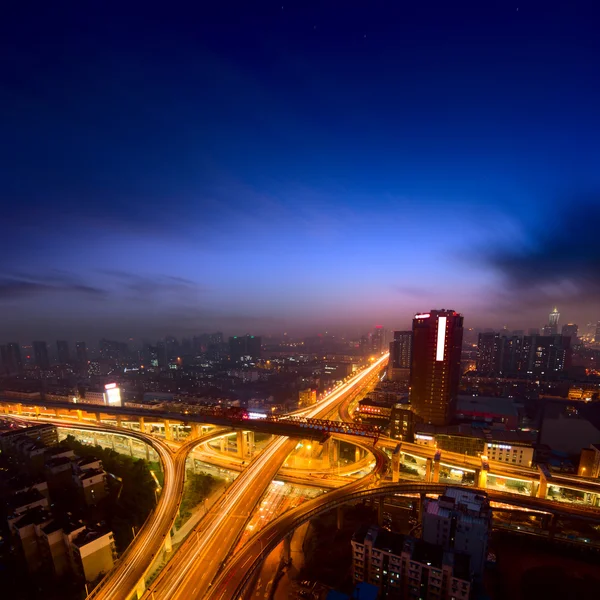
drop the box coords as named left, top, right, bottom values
left=371, top=326, right=386, bottom=355
left=229, top=335, right=261, bottom=361
left=75, top=341, right=88, bottom=367
left=388, top=331, right=412, bottom=382
left=0, top=345, right=7, bottom=375
left=561, top=323, right=578, bottom=345
left=33, top=341, right=50, bottom=370
left=422, top=487, right=491, bottom=578
left=156, top=341, right=168, bottom=368
left=595, top=321, right=600, bottom=343
left=56, top=340, right=70, bottom=364
left=410, top=310, right=464, bottom=426
left=500, top=335, right=525, bottom=376
left=522, top=334, right=571, bottom=379
left=476, top=332, right=501, bottom=374
left=6, top=342, right=23, bottom=374
left=549, top=307, right=560, bottom=327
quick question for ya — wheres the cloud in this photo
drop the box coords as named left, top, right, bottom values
left=485, top=195, right=600, bottom=307
left=0, top=274, right=106, bottom=300
left=97, top=270, right=207, bottom=298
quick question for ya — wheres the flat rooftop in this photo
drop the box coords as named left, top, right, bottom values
left=457, top=395, right=518, bottom=418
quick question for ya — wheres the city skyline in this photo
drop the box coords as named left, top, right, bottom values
left=2, top=3, right=599, bottom=339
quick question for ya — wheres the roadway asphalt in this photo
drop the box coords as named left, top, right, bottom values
left=140, top=354, right=390, bottom=600
left=205, top=441, right=389, bottom=600
left=207, top=474, right=600, bottom=600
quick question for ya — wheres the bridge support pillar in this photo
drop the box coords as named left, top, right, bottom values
left=164, top=529, right=173, bottom=553
left=321, top=440, right=331, bottom=469
left=432, top=457, right=441, bottom=483
left=220, top=436, right=227, bottom=453
left=116, top=415, right=123, bottom=428
left=331, top=439, right=339, bottom=463
left=247, top=431, right=255, bottom=457
left=355, top=446, right=361, bottom=463
left=127, top=437, right=134, bottom=457
left=190, top=423, right=201, bottom=440
left=136, top=577, right=146, bottom=599
left=34, top=406, right=40, bottom=418
left=164, top=420, right=172, bottom=440
left=95, top=412, right=101, bottom=424
left=92, top=432, right=98, bottom=447
left=145, top=443, right=150, bottom=461
left=537, top=475, right=548, bottom=499
left=283, top=533, right=292, bottom=563
left=138, top=416, right=145, bottom=433
left=391, top=449, right=401, bottom=483
left=16, top=403, right=22, bottom=415
left=476, top=468, right=487, bottom=489
left=76, top=409, right=83, bottom=422
left=237, top=430, right=246, bottom=458
left=425, top=458, right=433, bottom=482
left=337, top=505, right=344, bottom=530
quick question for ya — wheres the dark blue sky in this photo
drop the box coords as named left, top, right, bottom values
left=1, top=1, right=599, bottom=341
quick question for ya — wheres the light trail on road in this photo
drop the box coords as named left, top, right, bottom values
left=142, top=354, right=389, bottom=600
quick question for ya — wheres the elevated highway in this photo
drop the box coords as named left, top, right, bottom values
left=138, top=354, right=389, bottom=600
left=209, top=480, right=600, bottom=600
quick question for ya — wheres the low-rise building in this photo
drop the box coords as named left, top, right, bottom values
left=7, top=489, right=49, bottom=522
left=38, top=517, right=86, bottom=577
left=413, top=424, right=535, bottom=467
left=578, top=444, right=600, bottom=478
left=9, top=506, right=53, bottom=573
left=390, top=404, right=417, bottom=442
left=0, top=423, right=58, bottom=450
left=351, top=525, right=472, bottom=600
left=73, top=467, right=108, bottom=505
left=70, top=528, right=117, bottom=582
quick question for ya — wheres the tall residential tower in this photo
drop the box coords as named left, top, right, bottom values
left=410, top=310, right=464, bottom=426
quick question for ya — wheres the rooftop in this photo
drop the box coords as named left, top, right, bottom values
left=71, top=526, right=112, bottom=548
left=11, top=506, right=51, bottom=529
left=9, top=488, right=46, bottom=511
left=45, top=456, right=74, bottom=469
left=457, top=395, right=518, bottom=418
left=76, top=468, right=105, bottom=481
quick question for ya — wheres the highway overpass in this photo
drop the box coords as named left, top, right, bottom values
left=208, top=480, right=600, bottom=600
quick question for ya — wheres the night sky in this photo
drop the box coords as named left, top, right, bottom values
left=2, top=1, right=599, bottom=342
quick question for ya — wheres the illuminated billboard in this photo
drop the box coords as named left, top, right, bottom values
left=104, top=383, right=122, bottom=406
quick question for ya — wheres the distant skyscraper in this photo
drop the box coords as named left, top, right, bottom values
left=6, top=342, right=23, bottom=374
left=545, top=307, right=560, bottom=336
left=156, top=341, right=168, bottom=368
left=596, top=321, right=600, bottom=343
left=501, top=335, right=525, bottom=376
left=476, top=332, right=501, bottom=374
left=76, top=341, right=88, bottom=366
left=410, top=310, right=464, bottom=426
left=33, top=341, right=50, bottom=370
left=561, top=324, right=578, bottom=345
left=523, top=334, right=571, bottom=379
left=56, top=340, right=70, bottom=364
left=229, top=335, right=261, bottom=361
left=371, top=326, right=386, bottom=354
left=388, top=331, right=412, bottom=382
